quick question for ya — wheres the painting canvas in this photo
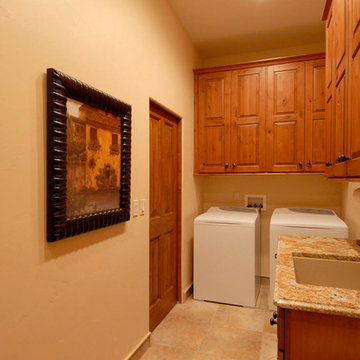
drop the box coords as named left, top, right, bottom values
left=66, top=98, right=121, bottom=217
left=47, top=68, right=131, bottom=242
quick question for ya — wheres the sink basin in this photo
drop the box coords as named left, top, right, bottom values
left=293, top=254, right=360, bottom=290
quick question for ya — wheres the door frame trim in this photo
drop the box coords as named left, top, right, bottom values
left=149, top=98, right=182, bottom=303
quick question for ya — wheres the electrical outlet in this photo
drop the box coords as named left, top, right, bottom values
left=139, top=199, right=145, bottom=216
left=133, top=200, right=139, bottom=216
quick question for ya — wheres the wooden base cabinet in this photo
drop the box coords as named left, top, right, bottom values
left=194, top=54, right=325, bottom=175
left=277, top=307, right=360, bottom=360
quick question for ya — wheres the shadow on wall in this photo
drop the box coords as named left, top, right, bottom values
left=36, top=72, right=128, bottom=263
left=42, top=223, right=127, bottom=261
left=342, top=183, right=360, bottom=239
left=353, top=187, right=360, bottom=203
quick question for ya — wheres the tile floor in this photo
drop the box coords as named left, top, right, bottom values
left=141, top=279, right=277, bottom=360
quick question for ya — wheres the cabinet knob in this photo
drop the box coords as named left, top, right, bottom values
left=325, top=161, right=333, bottom=167
left=298, top=162, right=303, bottom=167
left=337, top=155, right=350, bottom=163
left=232, top=163, right=236, bottom=167
left=225, top=163, right=229, bottom=167
left=307, top=161, right=311, bottom=166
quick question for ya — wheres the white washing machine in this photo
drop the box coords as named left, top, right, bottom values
left=194, top=206, right=260, bottom=307
left=269, top=208, right=349, bottom=310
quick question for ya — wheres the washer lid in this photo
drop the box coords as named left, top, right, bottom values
left=270, top=208, right=348, bottom=230
left=194, top=206, right=259, bottom=225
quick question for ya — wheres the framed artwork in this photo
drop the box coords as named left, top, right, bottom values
left=46, top=68, right=131, bottom=242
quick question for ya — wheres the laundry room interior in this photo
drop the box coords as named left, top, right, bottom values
left=201, top=175, right=343, bottom=277
left=1, top=0, right=360, bottom=360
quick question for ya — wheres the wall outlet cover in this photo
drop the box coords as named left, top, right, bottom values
left=245, top=194, right=267, bottom=210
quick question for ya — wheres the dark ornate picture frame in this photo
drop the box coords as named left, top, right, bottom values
left=46, top=68, right=131, bottom=242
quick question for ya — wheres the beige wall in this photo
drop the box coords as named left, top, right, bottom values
left=0, top=1, right=201, bottom=359
left=342, top=182, right=360, bottom=239
left=199, top=42, right=325, bottom=67
left=202, top=175, right=343, bottom=277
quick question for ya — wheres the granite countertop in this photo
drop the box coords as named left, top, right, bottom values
left=274, top=235, right=360, bottom=318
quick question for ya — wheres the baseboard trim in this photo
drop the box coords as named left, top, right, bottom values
left=182, top=283, right=193, bottom=303
left=125, top=332, right=151, bottom=360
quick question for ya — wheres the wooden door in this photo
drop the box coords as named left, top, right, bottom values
left=230, top=67, right=266, bottom=172
left=348, top=0, right=360, bottom=175
left=149, top=103, right=180, bottom=331
left=305, top=60, right=326, bottom=172
left=266, top=62, right=305, bottom=172
left=197, top=72, right=231, bottom=173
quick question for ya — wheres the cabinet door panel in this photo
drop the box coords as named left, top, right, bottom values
left=197, top=72, right=230, bottom=173
left=350, top=0, right=360, bottom=56
left=348, top=45, right=360, bottom=175
left=326, top=6, right=334, bottom=89
left=266, top=63, right=305, bottom=172
left=325, top=90, right=336, bottom=176
left=330, top=73, right=348, bottom=176
left=305, top=60, right=326, bottom=172
left=273, top=121, right=297, bottom=165
left=234, top=123, right=259, bottom=166
left=335, top=0, right=347, bottom=79
left=335, top=75, right=346, bottom=158
left=231, top=67, right=265, bottom=172
left=203, top=126, right=225, bottom=165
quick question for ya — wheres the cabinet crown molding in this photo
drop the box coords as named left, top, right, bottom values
left=193, top=53, right=325, bottom=75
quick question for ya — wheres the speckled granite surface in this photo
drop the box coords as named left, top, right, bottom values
left=274, top=235, right=360, bottom=318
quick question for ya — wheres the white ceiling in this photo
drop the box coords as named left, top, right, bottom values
left=167, top=0, right=325, bottom=59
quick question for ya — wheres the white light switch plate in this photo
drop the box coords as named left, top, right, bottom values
left=139, top=199, right=145, bottom=216
left=133, top=200, right=139, bottom=216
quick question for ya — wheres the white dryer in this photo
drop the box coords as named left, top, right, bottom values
left=269, top=208, right=349, bottom=310
left=194, top=206, right=260, bottom=307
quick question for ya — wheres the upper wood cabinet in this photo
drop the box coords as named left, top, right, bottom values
left=266, top=62, right=305, bottom=172
left=195, top=72, right=231, bottom=173
left=231, top=67, right=266, bottom=172
left=305, top=60, right=326, bottom=172
left=194, top=54, right=325, bottom=174
left=348, top=0, right=360, bottom=175
left=323, top=0, right=360, bottom=177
